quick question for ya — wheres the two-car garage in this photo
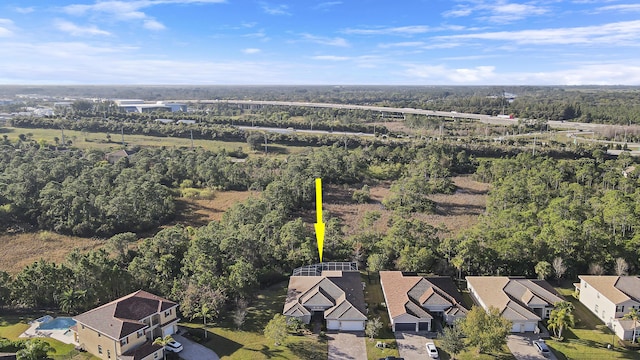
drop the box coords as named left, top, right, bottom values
left=327, top=320, right=365, bottom=331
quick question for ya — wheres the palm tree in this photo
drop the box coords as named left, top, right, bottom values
left=623, top=308, right=640, bottom=343
left=152, top=335, right=174, bottom=360
left=58, top=288, right=87, bottom=314
left=548, top=301, right=575, bottom=340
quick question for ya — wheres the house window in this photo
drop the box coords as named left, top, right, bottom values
left=595, top=304, right=599, bottom=313
left=616, top=305, right=625, bottom=312
left=98, top=345, right=102, bottom=354
left=165, top=309, right=172, bottom=317
left=584, top=282, right=588, bottom=288
left=137, top=330, right=144, bottom=338
left=107, top=350, right=111, bottom=359
left=120, top=337, right=128, bottom=346
left=154, top=352, right=159, bottom=359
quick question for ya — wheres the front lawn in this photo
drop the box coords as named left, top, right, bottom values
left=180, top=281, right=327, bottom=360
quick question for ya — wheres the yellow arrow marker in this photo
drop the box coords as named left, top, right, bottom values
left=314, top=178, right=325, bottom=263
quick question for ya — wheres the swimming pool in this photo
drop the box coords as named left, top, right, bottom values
left=36, top=317, right=76, bottom=330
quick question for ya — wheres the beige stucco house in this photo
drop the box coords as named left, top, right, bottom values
left=283, top=262, right=367, bottom=331
left=73, top=290, right=179, bottom=360
left=467, top=276, right=563, bottom=333
left=575, top=276, right=640, bottom=340
left=380, top=271, right=468, bottom=332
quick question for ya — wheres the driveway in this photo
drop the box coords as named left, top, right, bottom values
left=395, top=332, right=434, bottom=360
left=173, top=334, right=220, bottom=360
left=507, top=334, right=557, bottom=360
left=327, top=331, right=366, bottom=360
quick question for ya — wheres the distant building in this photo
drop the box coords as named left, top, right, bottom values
left=115, top=100, right=187, bottom=113
left=106, top=150, right=129, bottom=164
left=176, top=119, right=196, bottom=125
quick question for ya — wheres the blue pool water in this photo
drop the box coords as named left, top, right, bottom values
left=37, top=317, right=76, bottom=330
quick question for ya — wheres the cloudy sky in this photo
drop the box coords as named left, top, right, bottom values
left=1, top=0, right=639, bottom=85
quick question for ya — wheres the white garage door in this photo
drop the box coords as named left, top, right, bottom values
left=327, top=320, right=340, bottom=330
left=163, top=325, right=175, bottom=337
left=340, top=321, right=365, bottom=331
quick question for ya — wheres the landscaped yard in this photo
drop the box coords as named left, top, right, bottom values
left=0, top=315, right=98, bottom=360
left=180, top=281, right=327, bottom=360
left=547, top=287, right=640, bottom=360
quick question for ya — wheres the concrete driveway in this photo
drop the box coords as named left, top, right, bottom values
left=327, top=331, right=366, bottom=360
left=395, top=332, right=433, bottom=360
left=173, top=334, right=220, bottom=360
left=507, top=335, right=557, bottom=360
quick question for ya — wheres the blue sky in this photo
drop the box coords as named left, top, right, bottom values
left=1, top=0, right=640, bottom=85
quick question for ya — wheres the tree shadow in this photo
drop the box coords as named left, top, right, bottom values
left=286, top=339, right=326, bottom=360
left=246, top=344, right=287, bottom=358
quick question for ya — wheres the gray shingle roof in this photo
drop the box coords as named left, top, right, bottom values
left=74, top=290, right=177, bottom=340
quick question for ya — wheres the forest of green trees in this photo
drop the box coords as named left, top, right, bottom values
left=1, top=85, right=640, bottom=328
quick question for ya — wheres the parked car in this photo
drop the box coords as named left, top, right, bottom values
left=165, top=340, right=183, bottom=353
left=378, top=357, right=404, bottom=360
left=533, top=339, right=550, bottom=357
left=426, top=342, right=439, bottom=358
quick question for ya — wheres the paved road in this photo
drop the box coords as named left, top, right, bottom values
left=327, top=331, right=367, bottom=360
left=237, top=125, right=374, bottom=137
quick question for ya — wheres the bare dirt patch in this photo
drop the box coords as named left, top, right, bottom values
left=325, top=176, right=488, bottom=237
left=172, top=190, right=259, bottom=226
left=0, top=232, right=102, bottom=274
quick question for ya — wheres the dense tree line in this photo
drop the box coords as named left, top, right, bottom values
left=444, top=151, right=640, bottom=278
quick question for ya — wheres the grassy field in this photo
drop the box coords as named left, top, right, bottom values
left=0, top=231, right=103, bottom=274
left=180, top=282, right=327, bottom=360
left=1, top=126, right=315, bottom=156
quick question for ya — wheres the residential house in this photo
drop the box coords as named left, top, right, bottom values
left=466, top=276, right=563, bottom=333
left=380, top=271, right=467, bottom=332
left=106, top=150, right=129, bottom=164
left=73, top=290, right=179, bottom=360
left=575, top=276, right=640, bottom=340
left=283, top=262, right=367, bottom=331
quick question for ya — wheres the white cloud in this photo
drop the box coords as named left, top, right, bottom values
left=143, top=19, right=166, bottom=30
left=378, top=41, right=426, bottom=49
left=405, top=64, right=496, bottom=83
left=61, top=0, right=225, bottom=29
left=343, top=25, right=431, bottom=36
left=54, top=19, right=111, bottom=36
left=313, top=2, right=342, bottom=11
left=15, top=7, right=35, bottom=14
left=260, top=3, right=291, bottom=15
left=443, top=1, right=549, bottom=23
left=312, top=55, right=350, bottom=61
left=595, top=4, right=640, bottom=13
left=242, top=48, right=261, bottom=54
left=0, top=19, right=15, bottom=37
left=301, top=33, right=349, bottom=47
left=434, top=20, right=640, bottom=46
